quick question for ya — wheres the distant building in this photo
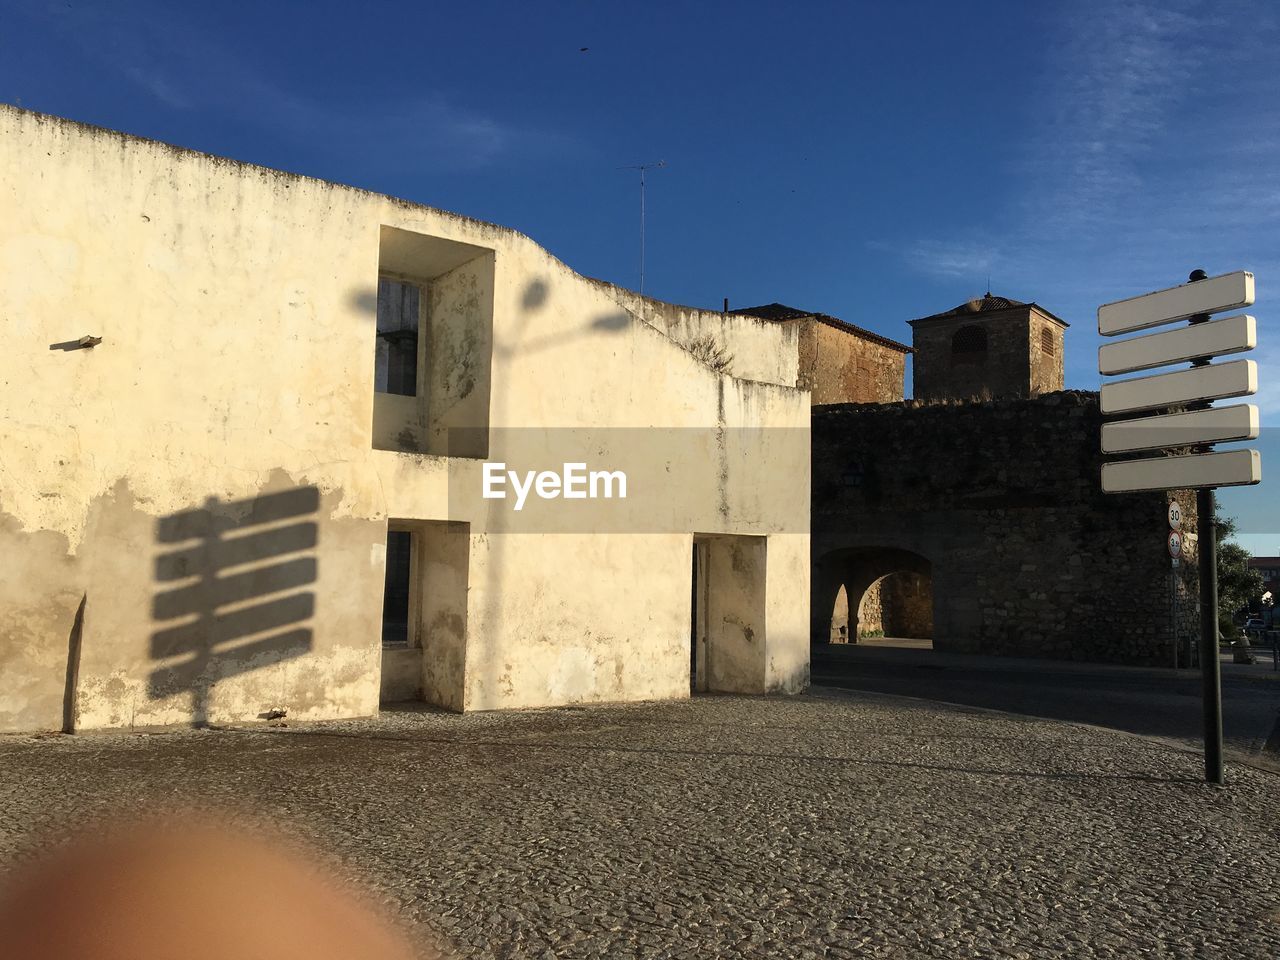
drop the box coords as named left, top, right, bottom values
left=1249, top=556, right=1280, bottom=603
left=729, top=303, right=912, bottom=404
left=908, top=293, right=1067, bottom=401
left=810, top=291, right=1198, bottom=666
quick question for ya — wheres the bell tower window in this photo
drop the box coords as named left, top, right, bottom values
left=951, top=325, right=987, bottom=365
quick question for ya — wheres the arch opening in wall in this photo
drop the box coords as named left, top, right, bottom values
left=814, top=546, right=933, bottom=651
left=951, top=325, right=987, bottom=365
left=1040, top=327, right=1055, bottom=357
left=855, top=570, right=934, bottom=648
left=829, top=584, right=850, bottom=643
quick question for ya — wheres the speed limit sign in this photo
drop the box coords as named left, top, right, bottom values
left=1168, top=501, right=1182, bottom=530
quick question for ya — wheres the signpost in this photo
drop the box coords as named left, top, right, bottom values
left=1098, top=270, right=1262, bottom=785
left=1099, top=359, right=1257, bottom=415
left=1172, top=504, right=1177, bottom=670
left=1101, top=406, right=1260, bottom=455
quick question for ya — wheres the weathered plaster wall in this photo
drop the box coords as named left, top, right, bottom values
left=396, top=223, right=812, bottom=711
left=418, top=521, right=470, bottom=711
left=427, top=254, right=495, bottom=458
left=813, top=392, right=1198, bottom=666
left=0, top=105, right=810, bottom=731
left=763, top=532, right=811, bottom=693
left=702, top=535, right=768, bottom=694
left=799, top=322, right=907, bottom=404
left=592, top=281, right=799, bottom=387
left=380, top=647, right=422, bottom=703
left=0, top=517, right=81, bottom=730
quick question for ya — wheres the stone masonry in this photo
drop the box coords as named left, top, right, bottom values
left=812, top=391, right=1200, bottom=665
left=909, top=295, right=1067, bottom=402
left=799, top=319, right=907, bottom=404
left=729, top=303, right=910, bottom=404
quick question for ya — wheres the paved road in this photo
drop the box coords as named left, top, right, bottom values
left=814, top=642, right=1280, bottom=764
left=3, top=690, right=1280, bottom=958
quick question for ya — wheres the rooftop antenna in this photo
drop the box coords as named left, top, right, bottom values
left=620, top=160, right=666, bottom=296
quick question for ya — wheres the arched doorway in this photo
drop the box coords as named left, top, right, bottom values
left=855, top=570, right=933, bottom=648
left=830, top=585, right=850, bottom=643
left=815, top=547, right=933, bottom=649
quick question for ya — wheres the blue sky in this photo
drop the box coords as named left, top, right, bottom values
left=3, top=0, right=1277, bottom=551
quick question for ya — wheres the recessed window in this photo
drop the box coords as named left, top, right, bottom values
left=381, top=530, right=413, bottom=647
left=951, top=325, right=987, bottom=364
left=375, top=278, right=421, bottom=397
left=1041, top=328, right=1055, bottom=357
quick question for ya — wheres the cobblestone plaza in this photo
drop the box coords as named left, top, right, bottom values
left=3, top=689, right=1279, bottom=958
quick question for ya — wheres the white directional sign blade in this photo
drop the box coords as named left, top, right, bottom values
left=1098, top=314, right=1256, bottom=375
left=1098, top=270, right=1254, bottom=336
left=1101, top=404, right=1260, bottom=453
left=1102, top=448, right=1261, bottom=493
left=1099, top=359, right=1257, bottom=415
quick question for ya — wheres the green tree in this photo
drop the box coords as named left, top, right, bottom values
left=1215, top=516, right=1265, bottom=637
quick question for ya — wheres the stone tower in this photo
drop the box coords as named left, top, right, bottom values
left=908, top=293, right=1067, bottom=401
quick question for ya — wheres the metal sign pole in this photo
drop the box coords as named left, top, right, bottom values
left=1197, top=486, right=1224, bottom=783
left=1187, top=269, right=1225, bottom=785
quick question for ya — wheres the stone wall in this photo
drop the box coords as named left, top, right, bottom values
left=882, top=573, right=933, bottom=639
left=813, top=391, right=1199, bottom=666
left=910, top=306, right=1064, bottom=402
left=800, top=322, right=907, bottom=404
left=853, top=573, right=932, bottom=639
left=1028, top=312, right=1066, bottom=398
left=857, top=579, right=883, bottom=636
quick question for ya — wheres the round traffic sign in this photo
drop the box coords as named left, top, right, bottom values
left=1167, top=501, right=1182, bottom=530
left=1168, top=531, right=1183, bottom=558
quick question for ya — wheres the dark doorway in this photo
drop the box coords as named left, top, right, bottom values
left=382, top=530, right=413, bottom=646
left=691, top=539, right=708, bottom=692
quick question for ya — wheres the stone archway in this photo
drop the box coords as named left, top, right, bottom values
left=814, top=547, right=933, bottom=647
left=830, top=584, right=850, bottom=643
left=856, top=571, right=933, bottom=644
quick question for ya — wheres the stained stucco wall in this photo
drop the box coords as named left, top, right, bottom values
left=594, top=282, right=799, bottom=388
left=0, top=106, right=810, bottom=732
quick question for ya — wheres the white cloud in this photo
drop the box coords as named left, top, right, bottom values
left=866, top=237, right=1001, bottom=286
left=1018, top=1, right=1201, bottom=227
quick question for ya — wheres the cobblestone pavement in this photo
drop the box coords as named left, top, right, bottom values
left=3, top=687, right=1280, bottom=959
